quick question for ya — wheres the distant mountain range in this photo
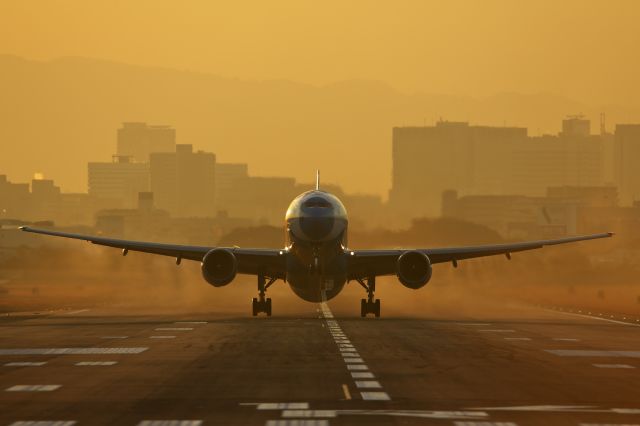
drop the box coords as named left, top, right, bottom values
left=1, top=55, right=637, bottom=196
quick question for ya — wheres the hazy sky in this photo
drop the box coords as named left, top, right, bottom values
left=2, top=0, right=639, bottom=106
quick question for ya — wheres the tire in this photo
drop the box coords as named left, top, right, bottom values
left=374, top=299, right=381, bottom=318
left=252, top=298, right=258, bottom=316
left=266, top=298, right=272, bottom=317
left=360, top=299, right=367, bottom=317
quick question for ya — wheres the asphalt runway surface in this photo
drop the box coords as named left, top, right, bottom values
left=1, top=300, right=640, bottom=426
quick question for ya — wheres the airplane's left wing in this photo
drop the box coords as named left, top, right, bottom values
left=347, top=232, right=613, bottom=280
left=20, top=226, right=286, bottom=279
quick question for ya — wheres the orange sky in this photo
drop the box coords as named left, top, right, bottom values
left=2, top=0, right=639, bottom=105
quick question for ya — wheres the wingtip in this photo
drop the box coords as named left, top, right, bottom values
left=18, top=226, right=28, bottom=231
left=607, top=231, right=615, bottom=237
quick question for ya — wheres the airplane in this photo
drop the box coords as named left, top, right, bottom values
left=20, top=172, right=613, bottom=317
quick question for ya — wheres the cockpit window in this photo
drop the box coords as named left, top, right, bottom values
left=303, top=197, right=332, bottom=209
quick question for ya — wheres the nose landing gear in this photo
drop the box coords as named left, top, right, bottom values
left=357, top=276, right=380, bottom=318
left=253, top=275, right=277, bottom=316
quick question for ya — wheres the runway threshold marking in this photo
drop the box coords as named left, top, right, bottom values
left=320, top=302, right=391, bottom=401
left=6, top=385, right=61, bottom=392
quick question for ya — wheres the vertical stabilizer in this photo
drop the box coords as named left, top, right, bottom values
left=316, top=170, right=320, bottom=191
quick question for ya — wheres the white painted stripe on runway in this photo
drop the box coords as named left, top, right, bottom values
left=546, top=350, right=640, bottom=358
left=155, top=328, right=193, bottom=331
left=360, top=391, right=391, bottom=401
left=9, top=422, right=77, bottom=426
left=504, top=338, right=531, bottom=341
left=75, top=361, right=117, bottom=366
left=65, top=309, right=89, bottom=315
left=281, top=410, right=337, bottom=418
left=344, top=358, right=364, bottom=363
left=150, top=336, right=176, bottom=339
left=137, top=421, right=202, bottom=426
left=0, top=348, right=148, bottom=355
left=545, top=308, right=640, bottom=328
left=342, top=353, right=360, bottom=357
left=256, top=403, right=310, bottom=410
left=592, top=364, right=636, bottom=369
left=265, top=420, right=329, bottom=426
left=355, top=380, right=381, bottom=389
left=347, top=364, right=368, bottom=370
left=351, top=372, right=374, bottom=378
left=5, top=362, right=47, bottom=367
left=553, top=338, right=580, bottom=341
left=454, top=422, right=517, bottom=426
left=100, top=336, right=128, bottom=339
left=339, top=347, right=356, bottom=352
left=6, top=385, right=61, bottom=392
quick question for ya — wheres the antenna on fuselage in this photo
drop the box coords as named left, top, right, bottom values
left=315, top=170, right=320, bottom=191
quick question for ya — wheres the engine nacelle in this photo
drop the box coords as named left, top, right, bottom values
left=396, top=250, right=432, bottom=289
left=201, top=248, right=238, bottom=287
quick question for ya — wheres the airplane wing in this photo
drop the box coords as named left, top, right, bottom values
left=347, top=232, right=613, bottom=280
left=20, top=226, right=286, bottom=279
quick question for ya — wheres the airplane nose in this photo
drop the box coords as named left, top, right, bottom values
left=299, top=216, right=335, bottom=240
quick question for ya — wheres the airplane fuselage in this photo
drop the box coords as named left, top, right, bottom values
left=285, top=190, right=349, bottom=302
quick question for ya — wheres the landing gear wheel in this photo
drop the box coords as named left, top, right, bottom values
left=252, top=298, right=259, bottom=316
left=266, top=298, right=272, bottom=317
left=358, top=276, right=381, bottom=318
left=374, top=299, right=381, bottom=318
left=360, top=299, right=367, bottom=318
left=253, top=275, right=277, bottom=317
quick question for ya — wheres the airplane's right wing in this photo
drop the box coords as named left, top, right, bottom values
left=20, top=226, right=286, bottom=279
left=347, top=232, right=613, bottom=280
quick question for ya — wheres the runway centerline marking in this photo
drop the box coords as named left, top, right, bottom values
left=150, top=335, right=176, bottom=339
left=6, top=384, right=61, bottom=392
left=282, top=410, right=337, bottom=418
left=254, top=403, right=310, bottom=410
left=320, top=302, right=390, bottom=401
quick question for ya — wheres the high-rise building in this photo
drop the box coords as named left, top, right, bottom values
left=614, top=124, right=640, bottom=205
left=150, top=145, right=216, bottom=217
left=88, top=155, right=150, bottom=208
left=117, top=122, right=176, bottom=162
left=214, top=163, right=249, bottom=212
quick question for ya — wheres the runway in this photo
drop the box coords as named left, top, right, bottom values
left=1, top=301, right=640, bottom=426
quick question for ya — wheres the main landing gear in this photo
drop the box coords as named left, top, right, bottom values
left=252, top=275, right=277, bottom=316
left=356, top=276, right=380, bottom=318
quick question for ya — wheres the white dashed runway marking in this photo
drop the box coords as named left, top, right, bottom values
left=154, top=328, right=193, bottom=331
left=6, top=385, right=61, bottom=392
left=355, top=380, right=381, bottom=389
left=4, top=362, right=47, bottom=367
left=281, top=410, right=337, bottom=418
left=75, top=361, right=117, bottom=366
left=360, top=391, right=391, bottom=401
left=320, top=302, right=390, bottom=401
left=137, top=421, right=202, bottom=426
left=9, top=422, right=77, bottom=426
left=546, top=350, right=640, bottom=358
left=255, top=403, right=310, bottom=410
left=265, top=421, right=329, bottom=426
left=592, top=364, right=635, bottom=369
left=0, top=348, right=147, bottom=355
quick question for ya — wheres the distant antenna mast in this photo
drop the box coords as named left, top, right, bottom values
left=315, top=170, right=320, bottom=191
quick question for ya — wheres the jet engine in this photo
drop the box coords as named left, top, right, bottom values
left=201, top=248, right=237, bottom=287
left=396, top=250, right=432, bottom=289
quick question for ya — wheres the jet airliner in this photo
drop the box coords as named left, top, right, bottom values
left=21, top=173, right=612, bottom=317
